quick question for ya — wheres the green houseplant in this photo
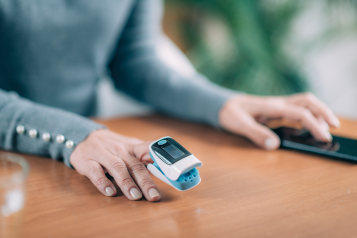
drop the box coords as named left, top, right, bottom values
left=164, top=0, right=357, bottom=96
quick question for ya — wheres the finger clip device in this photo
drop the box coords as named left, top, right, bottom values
left=148, top=136, right=203, bottom=191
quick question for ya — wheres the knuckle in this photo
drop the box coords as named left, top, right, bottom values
left=115, top=144, right=127, bottom=154
left=95, top=176, right=108, bottom=187
left=121, top=177, right=134, bottom=187
left=304, top=92, right=316, bottom=101
left=128, top=138, right=143, bottom=145
left=111, top=160, right=126, bottom=172
left=129, top=163, right=146, bottom=174
left=300, top=108, right=311, bottom=117
left=265, top=98, right=276, bottom=107
left=88, top=165, right=102, bottom=177
left=274, top=101, right=286, bottom=111
left=140, top=179, right=154, bottom=188
left=87, top=166, right=108, bottom=187
left=76, top=167, right=87, bottom=176
left=266, top=98, right=285, bottom=110
left=300, top=109, right=313, bottom=121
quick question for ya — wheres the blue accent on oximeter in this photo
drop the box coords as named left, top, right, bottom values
left=149, top=152, right=201, bottom=191
left=148, top=136, right=202, bottom=191
left=158, top=140, right=167, bottom=145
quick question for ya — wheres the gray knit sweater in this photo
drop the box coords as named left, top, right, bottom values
left=0, top=0, right=235, bottom=167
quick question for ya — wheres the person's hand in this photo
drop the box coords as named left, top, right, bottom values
left=219, top=93, right=340, bottom=150
left=70, top=130, right=160, bottom=201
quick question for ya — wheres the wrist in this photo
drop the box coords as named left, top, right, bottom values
left=218, top=94, right=247, bottom=130
left=67, top=127, right=107, bottom=169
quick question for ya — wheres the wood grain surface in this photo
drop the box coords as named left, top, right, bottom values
left=15, top=116, right=357, bottom=238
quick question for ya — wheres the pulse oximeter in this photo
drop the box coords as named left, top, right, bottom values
left=147, top=136, right=203, bottom=191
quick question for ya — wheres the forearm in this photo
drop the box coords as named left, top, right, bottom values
left=0, top=89, right=105, bottom=167
left=109, top=0, right=237, bottom=127
left=112, top=58, right=236, bottom=127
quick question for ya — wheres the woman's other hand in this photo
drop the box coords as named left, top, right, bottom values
left=219, top=93, right=340, bottom=150
left=70, top=130, right=160, bottom=201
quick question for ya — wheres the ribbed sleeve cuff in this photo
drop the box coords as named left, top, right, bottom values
left=3, top=94, right=105, bottom=168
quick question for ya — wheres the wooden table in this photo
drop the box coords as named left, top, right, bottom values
left=18, top=116, right=357, bottom=238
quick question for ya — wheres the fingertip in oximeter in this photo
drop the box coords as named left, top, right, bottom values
left=147, top=136, right=202, bottom=191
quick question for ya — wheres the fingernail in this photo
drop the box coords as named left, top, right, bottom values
left=333, top=118, right=340, bottom=127
left=148, top=188, right=160, bottom=198
left=324, top=131, right=332, bottom=141
left=264, top=138, right=278, bottom=150
left=130, top=187, right=142, bottom=200
left=105, top=187, right=114, bottom=196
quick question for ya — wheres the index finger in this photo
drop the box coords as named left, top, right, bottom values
left=133, top=141, right=154, bottom=164
left=287, top=93, right=340, bottom=128
left=122, top=153, right=161, bottom=202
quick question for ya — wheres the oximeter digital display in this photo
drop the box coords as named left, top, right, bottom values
left=147, top=136, right=203, bottom=191
left=162, top=144, right=184, bottom=159
left=151, top=137, right=190, bottom=164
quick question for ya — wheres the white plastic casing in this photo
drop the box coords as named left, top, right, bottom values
left=149, top=136, right=202, bottom=181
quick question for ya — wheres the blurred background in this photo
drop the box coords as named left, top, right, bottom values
left=98, top=0, right=357, bottom=120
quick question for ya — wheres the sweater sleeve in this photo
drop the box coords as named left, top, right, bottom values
left=109, top=0, right=237, bottom=128
left=0, top=89, right=105, bottom=167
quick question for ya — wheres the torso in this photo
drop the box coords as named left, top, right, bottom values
left=0, top=0, right=134, bottom=115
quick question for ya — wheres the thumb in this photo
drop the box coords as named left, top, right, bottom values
left=133, top=141, right=154, bottom=164
left=239, top=120, right=281, bottom=150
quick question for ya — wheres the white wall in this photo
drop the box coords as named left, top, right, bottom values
left=292, top=3, right=357, bottom=119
